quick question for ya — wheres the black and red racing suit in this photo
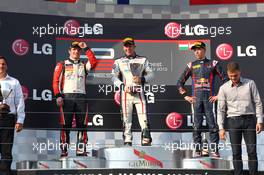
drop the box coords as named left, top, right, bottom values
left=177, top=58, right=227, bottom=152
left=53, top=48, right=97, bottom=155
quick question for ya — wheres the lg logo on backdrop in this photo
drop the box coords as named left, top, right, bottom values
left=88, top=114, right=103, bottom=126
left=237, top=45, right=257, bottom=57
left=165, top=112, right=183, bottom=130
left=33, top=89, right=52, bottom=101
left=216, top=43, right=257, bottom=60
left=12, top=39, right=52, bottom=56
left=21, top=87, right=51, bottom=101
left=12, top=39, right=30, bottom=56
left=33, top=43, right=52, bottom=55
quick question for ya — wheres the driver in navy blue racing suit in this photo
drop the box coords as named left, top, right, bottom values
left=177, top=41, right=227, bottom=158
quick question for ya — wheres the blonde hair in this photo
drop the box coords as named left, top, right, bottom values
left=227, top=62, right=240, bottom=73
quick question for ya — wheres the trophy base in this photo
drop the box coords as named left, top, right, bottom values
left=0, top=103, right=10, bottom=116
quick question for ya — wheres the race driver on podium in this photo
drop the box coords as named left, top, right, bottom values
left=112, top=37, right=153, bottom=146
left=53, top=41, right=97, bottom=157
left=177, top=41, right=227, bottom=158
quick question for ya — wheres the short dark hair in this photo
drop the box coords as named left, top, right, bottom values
left=227, top=62, right=240, bottom=72
left=0, top=56, right=7, bottom=64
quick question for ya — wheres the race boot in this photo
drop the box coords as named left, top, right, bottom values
left=141, top=128, right=152, bottom=146
left=60, top=143, right=69, bottom=158
left=76, top=131, right=88, bottom=156
left=124, top=142, right=132, bottom=146
left=193, top=143, right=201, bottom=158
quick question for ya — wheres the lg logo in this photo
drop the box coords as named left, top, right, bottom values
left=165, top=112, right=183, bottom=130
left=12, top=39, right=30, bottom=56
left=21, top=87, right=52, bottom=101
left=145, top=92, right=155, bottom=104
left=88, top=114, right=104, bottom=126
left=12, top=39, right=52, bottom=56
left=73, top=114, right=104, bottom=127
left=216, top=43, right=257, bottom=60
left=33, top=43, right=52, bottom=55
left=21, top=88, right=54, bottom=101
left=33, top=89, right=52, bottom=101
left=216, top=43, right=233, bottom=60
left=237, top=45, right=256, bottom=57
left=187, top=115, right=206, bottom=127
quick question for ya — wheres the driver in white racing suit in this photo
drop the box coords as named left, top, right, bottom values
left=112, top=37, right=154, bottom=146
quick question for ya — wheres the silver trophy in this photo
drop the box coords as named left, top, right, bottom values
left=129, top=63, right=143, bottom=93
left=0, top=82, right=12, bottom=115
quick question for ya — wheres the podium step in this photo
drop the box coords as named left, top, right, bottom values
left=60, top=157, right=103, bottom=169
left=97, top=146, right=230, bottom=169
left=16, top=146, right=231, bottom=170
left=17, top=160, right=61, bottom=169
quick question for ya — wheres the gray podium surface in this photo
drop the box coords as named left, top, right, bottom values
left=16, top=146, right=231, bottom=170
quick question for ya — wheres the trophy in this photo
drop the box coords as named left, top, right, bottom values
left=129, top=63, right=143, bottom=93
left=0, top=82, right=12, bottom=115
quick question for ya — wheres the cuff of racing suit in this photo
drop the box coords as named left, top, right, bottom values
left=83, top=46, right=90, bottom=53
left=180, top=91, right=187, bottom=98
left=178, top=87, right=188, bottom=98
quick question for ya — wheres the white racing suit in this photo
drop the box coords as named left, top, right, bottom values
left=111, top=55, right=154, bottom=145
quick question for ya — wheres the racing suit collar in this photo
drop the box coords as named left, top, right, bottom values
left=197, top=57, right=207, bottom=62
left=125, top=53, right=137, bottom=59
left=68, top=57, right=80, bottom=64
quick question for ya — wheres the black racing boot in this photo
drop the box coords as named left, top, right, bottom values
left=141, top=128, right=152, bottom=146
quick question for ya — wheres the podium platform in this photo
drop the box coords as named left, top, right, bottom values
left=16, top=146, right=232, bottom=174
left=97, top=146, right=230, bottom=169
